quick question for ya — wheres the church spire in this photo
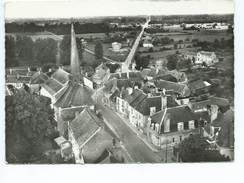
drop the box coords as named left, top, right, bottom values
left=70, top=24, right=81, bottom=78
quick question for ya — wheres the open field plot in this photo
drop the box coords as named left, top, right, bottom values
left=152, top=30, right=232, bottom=42
left=86, top=42, right=130, bottom=62
left=140, top=47, right=198, bottom=61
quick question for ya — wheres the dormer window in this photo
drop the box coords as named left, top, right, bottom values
left=150, top=107, right=156, bottom=116
left=177, top=122, right=184, bottom=131
left=189, top=120, right=195, bottom=129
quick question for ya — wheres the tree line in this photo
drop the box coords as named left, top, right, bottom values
left=5, top=35, right=57, bottom=67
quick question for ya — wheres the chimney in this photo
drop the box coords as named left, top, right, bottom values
left=148, top=117, right=152, bottom=128
left=161, top=94, right=167, bottom=110
left=28, top=67, right=30, bottom=72
left=155, top=123, right=160, bottom=133
left=39, top=67, right=42, bottom=74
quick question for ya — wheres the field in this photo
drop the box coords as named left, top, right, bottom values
left=151, top=30, right=232, bottom=42
left=140, top=47, right=198, bottom=62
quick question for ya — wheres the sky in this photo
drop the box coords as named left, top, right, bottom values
left=5, top=0, right=234, bottom=19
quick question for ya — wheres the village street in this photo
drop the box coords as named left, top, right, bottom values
left=94, top=88, right=161, bottom=163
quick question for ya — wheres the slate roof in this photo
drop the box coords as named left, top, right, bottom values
left=30, top=72, right=49, bottom=84
left=124, top=89, right=144, bottom=104
left=60, top=106, right=85, bottom=121
left=52, top=68, right=70, bottom=84
left=151, top=105, right=197, bottom=125
left=198, top=51, right=215, bottom=56
left=6, top=75, right=32, bottom=84
left=108, top=71, right=143, bottom=81
left=188, top=79, right=211, bottom=90
left=69, top=108, right=101, bottom=147
left=154, top=80, right=190, bottom=96
left=155, top=74, right=178, bottom=83
left=54, top=81, right=94, bottom=108
left=116, top=79, right=134, bottom=90
left=137, top=96, right=162, bottom=116
left=42, top=78, right=64, bottom=96
left=191, top=97, right=229, bottom=111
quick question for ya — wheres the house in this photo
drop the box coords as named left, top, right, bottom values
left=189, top=96, right=230, bottom=114
left=143, top=36, right=154, bottom=48
left=154, top=79, right=190, bottom=97
left=112, top=42, right=122, bottom=52
left=176, top=42, right=193, bottom=49
left=5, top=67, right=36, bottom=89
left=143, top=40, right=154, bottom=48
left=188, top=79, right=212, bottom=96
left=196, top=51, right=218, bottom=66
left=68, top=108, right=113, bottom=164
left=148, top=105, right=199, bottom=147
left=116, top=87, right=179, bottom=133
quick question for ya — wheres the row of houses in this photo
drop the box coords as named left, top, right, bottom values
left=101, top=67, right=233, bottom=159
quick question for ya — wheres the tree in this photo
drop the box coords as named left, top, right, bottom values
left=166, top=54, right=178, bottom=70
left=179, top=134, right=230, bottom=162
left=5, top=36, right=18, bottom=67
left=135, top=55, right=150, bottom=70
left=33, top=38, right=57, bottom=65
left=6, top=89, right=57, bottom=163
left=15, top=36, right=34, bottom=64
left=106, top=63, right=120, bottom=73
left=94, top=41, right=103, bottom=59
left=60, top=35, right=71, bottom=65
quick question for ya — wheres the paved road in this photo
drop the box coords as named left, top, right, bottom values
left=122, top=17, right=150, bottom=71
left=95, top=91, right=161, bottom=163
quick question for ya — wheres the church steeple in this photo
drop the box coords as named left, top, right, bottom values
left=70, top=24, right=81, bottom=78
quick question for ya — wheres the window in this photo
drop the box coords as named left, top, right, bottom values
left=172, top=138, right=175, bottom=143
left=164, top=119, right=170, bottom=133
left=177, top=122, right=184, bottom=131
left=189, top=120, right=195, bottom=130
left=179, top=136, right=182, bottom=141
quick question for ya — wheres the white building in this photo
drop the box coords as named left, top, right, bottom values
left=112, top=42, right=122, bottom=52
left=196, top=51, right=218, bottom=66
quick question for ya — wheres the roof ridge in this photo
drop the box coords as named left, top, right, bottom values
left=167, top=104, right=188, bottom=110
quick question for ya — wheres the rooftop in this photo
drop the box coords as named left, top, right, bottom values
left=42, top=78, right=64, bottom=96
left=151, top=105, right=197, bottom=126
left=51, top=68, right=70, bottom=84
left=54, top=81, right=94, bottom=108
left=69, top=108, right=101, bottom=147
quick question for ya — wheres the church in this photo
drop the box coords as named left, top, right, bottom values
left=40, top=24, right=95, bottom=136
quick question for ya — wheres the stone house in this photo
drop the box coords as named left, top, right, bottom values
left=196, top=51, right=218, bottom=66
